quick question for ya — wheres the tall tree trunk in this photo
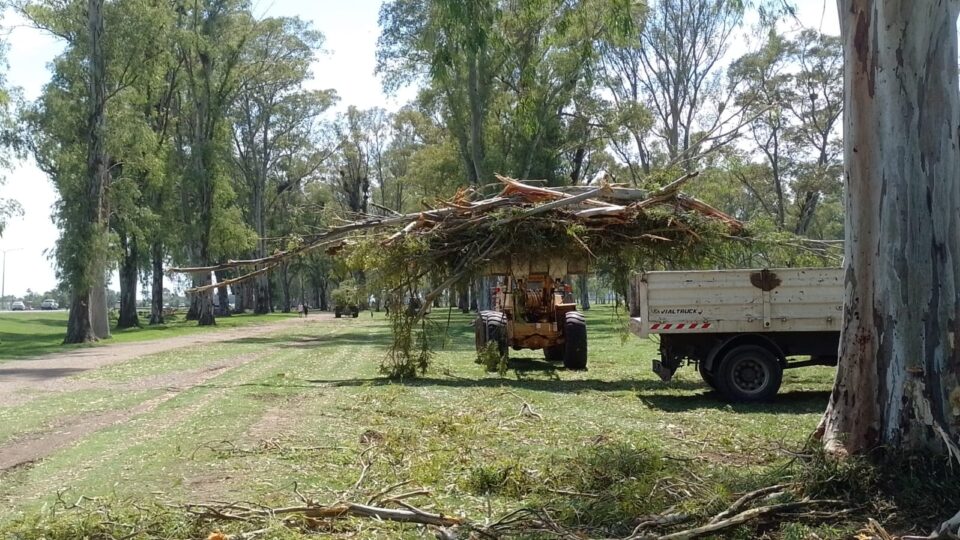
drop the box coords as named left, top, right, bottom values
left=469, top=279, right=478, bottom=312
left=243, top=279, right=254, bottom=312
left=234, top=282, right=245, bottom=313
left=149, top=240, right=164, bottom=325
left=186, top=290, right=200, bottom=320
left=116, top=234, right=140, bottom=329
left=467, top=52, right=486, bottom=185
left=196, top=273, right=216, bottom=326
left=90, top=274, right=110, bottom=339
left=64, top=292, right=94, bottom=344
left=280, top=263, right=291, bottom=313
left=820, top=0, right=960, bottom=457
left=577, top=274, right=590, bottom=311
left=215, top=269, right=231, bottom=317
left=65, top=0, right=109, bottom=344
left=457, top=283, right=469, bottom=313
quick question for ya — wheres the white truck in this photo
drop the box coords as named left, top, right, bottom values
left=628, top=267, right=843, bottom=402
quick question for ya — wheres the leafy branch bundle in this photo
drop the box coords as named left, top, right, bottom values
left=172, top=172, right=745, bottom=377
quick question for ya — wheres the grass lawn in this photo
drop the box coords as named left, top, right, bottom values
left=0, top=305, right=954, bottom=539
left=0, top=310, right=297, bottom=360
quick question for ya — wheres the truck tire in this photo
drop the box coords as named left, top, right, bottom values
left=543, top=345, right=563, bottom=362
left=475, top=311, right=508, bottom=361
left=335, top=308, right=342, bottom=318
left=697, top=362, right=717, bottom=390
left=715, top=344, right=782, bottom=402
left=563, top=311, right=587, bottom=370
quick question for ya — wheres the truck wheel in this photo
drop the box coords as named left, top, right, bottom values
left=335, top=309, right=342, bottom=318
left=563, top=311, right=587, bottom=370
left=697, top=362, right=717, bottom=390
left=543, top=345, right=563, bottom=362
left=475, top=311, right=508, bottom=361
left=715, top=345, right=782, bottom=402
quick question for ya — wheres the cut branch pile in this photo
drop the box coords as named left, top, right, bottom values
left=171, top=172, right=744, bottom=376
left=171, top=171, right=742, bottom=295
left=182, top=481, right=850, bottom=540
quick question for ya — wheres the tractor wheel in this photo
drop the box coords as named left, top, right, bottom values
left=334, top=308, right=342, bottom=318
left=543, top=345, right=563, bottom=362
left=351, top=309, right=359, bottom=318
left=715, top=344, right=782, bottom=402
left=475, top=311, right=508, bottom=362
left=562, top=311, right=587, bottom=370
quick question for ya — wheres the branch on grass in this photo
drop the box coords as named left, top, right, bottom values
left=652, top=498, right=845, bottom=540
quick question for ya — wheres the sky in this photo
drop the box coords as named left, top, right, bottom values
left=0, top=0, right=838, bottom=299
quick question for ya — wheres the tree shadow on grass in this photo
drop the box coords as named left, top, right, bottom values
left=0, top=367, right=88, bottom=380
left=304, top=374, right=704, bottom=395
left=228, top=333, right=391, bottom=348
left=638, top=389, right=831, bottom=414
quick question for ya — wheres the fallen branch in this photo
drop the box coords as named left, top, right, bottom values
left=707, top=484, right=789, bottom=524
left=654, top=498, right=844, bottom=540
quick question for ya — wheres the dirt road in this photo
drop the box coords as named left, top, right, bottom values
left=0, top=316, right=329, bottom=472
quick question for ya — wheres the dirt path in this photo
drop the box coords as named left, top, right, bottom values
left=0, top=315, right=323, bottom=398
left=0, top=316, right=332, bottom=472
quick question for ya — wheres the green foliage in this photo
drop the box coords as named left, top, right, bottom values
left=0, top=39, right=22, bottom=236
left=378, top=0, right=639, bottom=187
left=330, top=278, right=360, bottom=307
left=476, top=340, right=505, bottom=375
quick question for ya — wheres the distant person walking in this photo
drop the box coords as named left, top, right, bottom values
left=297, top=303, right=304, bottom=318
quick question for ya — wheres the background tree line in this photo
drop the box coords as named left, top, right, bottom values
left=0, top=0, right=844, bottom=343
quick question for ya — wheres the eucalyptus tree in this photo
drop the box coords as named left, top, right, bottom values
left=330, top=106, right=377, bottom=216
left=0, top=40, right=22, bottom=236
left=820, top=0, right=960, bottom=506
left=378, top=0, right=635, bottom=188
left=230, top=15, right=335, bottom=314
left=603, top=0, right=745, bottom=177
left=728, top=29, right=842, bottom=237
left=174, top=0, right=256, bottom=325
left=19, top=0, right=171, bottom=341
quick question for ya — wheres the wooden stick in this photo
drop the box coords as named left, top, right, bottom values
left=707, top=484, right=789, bottom=524
left=655, top=499, right=844, bottom=540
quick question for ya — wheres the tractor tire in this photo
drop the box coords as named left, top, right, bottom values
left=334, top=309, right=342, bottom=318
left=352, top=309, right=359, bottom=318
left=475, top=311, right=508, bottom=361
left=543, top=345, right=564, bottom=362
left=714, top=344, right=782, bottom=402
left=562, top=311, right=587, bottom=370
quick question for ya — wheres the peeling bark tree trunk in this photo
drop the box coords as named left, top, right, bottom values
left=116, top=234, right=139, bottom=329
left=149, top=241, right=164, bottom=325
left=196, top=272, right=216, bottom=326
left=821, top=0, right=960, bottom=457
left=215, top=269, right=231, bottom=317
left=65, top=0, right=108, bottom=344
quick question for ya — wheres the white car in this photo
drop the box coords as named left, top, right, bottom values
left=11, top=300, right=26, bottom=311
left=41, top=299, right=59, bottom=310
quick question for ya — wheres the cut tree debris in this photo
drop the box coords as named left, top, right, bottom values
left=171, top=171, right=747, bottom=376
left=171, top=171, right=742, bottom=296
